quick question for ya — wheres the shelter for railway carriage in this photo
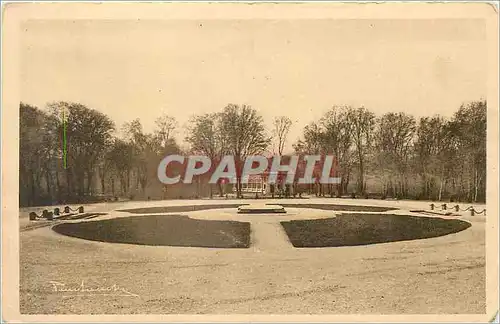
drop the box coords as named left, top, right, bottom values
left=229, top=154, right=340, bottom=196
left=231, top=172, right=292, bottom=195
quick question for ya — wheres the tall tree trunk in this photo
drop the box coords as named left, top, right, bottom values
left=344, top=172, right=350, bottom=195
left=236, top=176, right=242, bottom=198
left=338, top=177, right=344, bottom=197
left=467, top=172, right=471, bottom=202
left=99, top=166, right=106, bottom=194
left=101, top=173, right=106, bottom=194
left=55, top=170, right=61, bottom=202
left=65, top=168, right=71, bottom=200
left=438, top=179, right=444, bottom=201
left=45, top=170, right=52, bottom=201
left=358, top=153, right=364, bottom=194
left=111, top=178, right=115, bottom=196
left=35, top=172, right=42, bottom=204
left=218, top=182, right=223, bottom=197
left=30, top=171, right=36, bottom=206
left=120, top=172, right=127, bottom=195
left=474, top=169, right=479, bottom=202
left=126, top=171, right=130, bottom=195
left=75, top=170, right=84, bottom=197
left=420, top=174, right=427, bottom=199
left=87, top=171, right=93, bottom=196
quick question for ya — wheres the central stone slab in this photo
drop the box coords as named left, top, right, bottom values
left=237, top=204, right=286, bottom=214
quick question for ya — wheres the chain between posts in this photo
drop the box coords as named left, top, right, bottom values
left=29, top=206, right=85, bottom=221
left=429, top=203, right=486, bottom=215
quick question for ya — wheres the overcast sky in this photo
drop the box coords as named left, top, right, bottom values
left=21, top=18, right=486, bottom=151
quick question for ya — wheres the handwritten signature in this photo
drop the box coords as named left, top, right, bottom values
left=49, top=280, right=139, bottom=297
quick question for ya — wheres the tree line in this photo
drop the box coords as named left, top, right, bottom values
left=293, top=101, right=486, bottom=202
left=19, top=100, right=486, bottom=206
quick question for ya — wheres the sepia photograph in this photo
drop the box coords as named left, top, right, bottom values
left=2, top=2, right=499, bottom=322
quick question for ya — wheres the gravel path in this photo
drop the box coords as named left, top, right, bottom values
left=251, top=221, right=292, bottom=251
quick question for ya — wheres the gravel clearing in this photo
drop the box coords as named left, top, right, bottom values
left=19, top=199, right=486, bottom=315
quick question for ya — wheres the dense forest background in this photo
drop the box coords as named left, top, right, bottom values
left=19, top=100, right=486, bottom=207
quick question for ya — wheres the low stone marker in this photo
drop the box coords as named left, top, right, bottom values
left=237, top=204, right=286, bottom=214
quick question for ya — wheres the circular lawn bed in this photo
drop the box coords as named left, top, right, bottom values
left=52, top=215, right=250, bottom=248
left=281, top=214, right=471, bottom=247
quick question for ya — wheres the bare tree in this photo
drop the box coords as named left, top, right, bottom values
left=351, top=107, right=375, bottom=195
left=20, top=103, right=52, bottom=205
left=185, top=113, right=227, bottom=197
left=47, top=101, right=115, bottom=199
left=220, top=104, right=270, bottom=198
left=155, top=114, right=178, bottom=148
left=272, top=116, right=292, bottom=155
left=447, top=100, right=486, bottom=202
left=414, top=115, right=448, bottom=200
left=320, top=105, right=354, bottom=197
left=374, top=112, right=416, bottom=198
left=107, top=138, right=135, bottom=196
left=123, top=119, right=160, bottom=196
left=293, top=122, right=323, bottom=155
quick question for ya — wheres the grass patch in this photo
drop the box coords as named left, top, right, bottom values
left=276, top=203, right=397, bottom=212
left=281, top=214, right=471, bottom=247
left=52, top=215, right=250, bottom=248
left=119, top=204, right=247, bottom=214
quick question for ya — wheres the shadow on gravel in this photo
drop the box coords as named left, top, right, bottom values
left=56, top=212, right=107, bottom=220
left=118, top=204, right=247, bottom=214
left=52, top=215, right=250, bottom=248
left=281, top=214, right=471, bottom=247
left=119, top=203, right=396, bottom=214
